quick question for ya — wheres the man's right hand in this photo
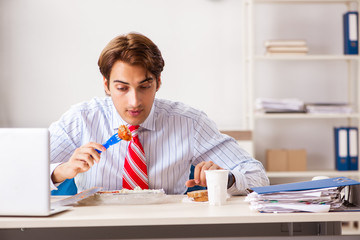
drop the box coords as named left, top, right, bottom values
left=51, top=142, right=106, bottom=184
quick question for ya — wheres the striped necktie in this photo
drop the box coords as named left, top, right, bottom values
left=122, top=125, right=149, bottom=190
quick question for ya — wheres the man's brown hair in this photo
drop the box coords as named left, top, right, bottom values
left=98, top=32, right=165, bottom=89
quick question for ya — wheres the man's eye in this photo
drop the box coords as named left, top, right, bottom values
left=117, top=87, right=128, bottom=91
left=140, top=83, right=152, bottom=89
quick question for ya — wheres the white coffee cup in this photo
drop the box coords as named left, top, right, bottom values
left=205, top=169, right=229, bottom=205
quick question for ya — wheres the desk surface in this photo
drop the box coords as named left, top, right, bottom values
left=1, top=195, right=360, bottom=229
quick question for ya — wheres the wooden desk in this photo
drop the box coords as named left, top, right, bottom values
left=1, top=196, right=360, bottom=240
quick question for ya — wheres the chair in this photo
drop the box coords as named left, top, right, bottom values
left=51, top=178, right=77, bottom=195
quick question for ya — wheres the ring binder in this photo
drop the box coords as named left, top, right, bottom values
left=334, top=127, right=349, bottom=171
left=343, top=11, right=359, bottom=55
left=348, top=127, right=359, bottom=170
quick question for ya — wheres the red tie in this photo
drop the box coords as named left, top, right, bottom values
left=122, top=125, right=149, bottom=190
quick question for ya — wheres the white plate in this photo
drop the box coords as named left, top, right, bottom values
left=78, top=189, right=167, bottom=205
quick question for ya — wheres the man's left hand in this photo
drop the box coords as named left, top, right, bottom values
left=185, top=161, right=222, bottom=187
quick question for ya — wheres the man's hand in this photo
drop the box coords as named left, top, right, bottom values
left=51, top=142, right=106, bottom=184
left=185, top=161, right=223, bottom=187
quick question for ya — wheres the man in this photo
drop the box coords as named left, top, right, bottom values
left=50, top=32, right=269, bottom=195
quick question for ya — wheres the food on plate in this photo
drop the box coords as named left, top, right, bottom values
left=187, top=190, right=208, bottom=202
left=77, top=187, right=166, bottom=206
left=118, top=125, right=132, bottom=141
left=98, top=186, right=164, bottom=194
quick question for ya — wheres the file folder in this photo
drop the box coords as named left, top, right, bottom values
left=343, top=11, right=359, bottom=55
left=348, top=127, right=359, bottom=170
left=334, top=127, right=349, bottom=171
left=251, top=177, right=360, bottom=194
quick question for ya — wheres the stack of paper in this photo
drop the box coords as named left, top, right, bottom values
left=255, top=98, right=305, bottom=113
left=305, top=103, right=353, bottom=114
left=265, top=40, right=309, bottom=56
left=245, top=187, right=342, bottom=213
left=245, top=177, right=360, bottom=213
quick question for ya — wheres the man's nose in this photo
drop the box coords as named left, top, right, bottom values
left=128, top=89, right=141, bottom=107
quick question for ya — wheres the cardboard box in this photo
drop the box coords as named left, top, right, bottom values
left=266, top=149, right=307, bottom=171
left=288, top=149, right=307, bottom=171
left=266, top=149, right=288, bottom=171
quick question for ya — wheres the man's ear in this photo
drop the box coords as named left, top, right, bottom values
left=156, top=75, right=162, bottom=92
left=103, top=76, right=111, bottom=95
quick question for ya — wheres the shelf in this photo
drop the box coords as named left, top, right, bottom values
left=252, top=55, right=360, bottom=61
left=252, top=0, right=358, bottom=4
left=267, top=170, right=360, bottom=178
left=243, top=0, right=360, bottom=181
left=254, top=113, right=360, bottom=119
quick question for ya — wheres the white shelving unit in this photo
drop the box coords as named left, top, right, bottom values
left=242, top=0, right=360, bottom=181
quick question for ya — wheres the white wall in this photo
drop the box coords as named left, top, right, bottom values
left=0, top=0, right=243, bottom=129
left=0, top=0, right=353, bottom=169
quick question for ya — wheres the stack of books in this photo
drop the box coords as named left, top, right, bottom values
left=255, top=98, right=305, bottom=113
left=245, top=177, right=360, bottom=213
left=265, top=40, right=309, bottom=56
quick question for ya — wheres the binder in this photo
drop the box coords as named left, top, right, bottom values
left=334, top=127, right=349, bottom=171
left=343, top=11, right=359, bottom=55
left=348, top=127, right=359, bottom=170
left=251, top=177, right=360, bottom=194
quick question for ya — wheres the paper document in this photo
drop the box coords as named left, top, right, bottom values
left=245, top=177, right=360, bottom=213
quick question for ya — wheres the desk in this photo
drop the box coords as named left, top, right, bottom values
left=1, top=196, right=360, bottom=240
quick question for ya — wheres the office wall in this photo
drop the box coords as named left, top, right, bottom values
left=0, top=0, right=349, bottom=167
left=0, top=0, right=243, bottom=129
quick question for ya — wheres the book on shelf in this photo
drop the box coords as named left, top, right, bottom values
left=264, top=39, right=308, bottom=55
left=343, top=11, right=359, bottom=55
left=267, top=46, right=309, bottom=53
left=265, top=52, right=308, bottom=56
left=264, top=39, right=307, bottom=48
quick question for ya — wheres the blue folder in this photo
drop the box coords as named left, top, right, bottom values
left=343, top=11, right=359, bottom=55
left=348, top=127, right=359, bottom=170
left=251, top=177, right=360, bottom=194
left=334, top=127, right=349, bottom=171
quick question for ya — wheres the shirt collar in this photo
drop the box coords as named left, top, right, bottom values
left=110, top=103, right=127, bottom=131
left=141, top=100, right=156, bottom=131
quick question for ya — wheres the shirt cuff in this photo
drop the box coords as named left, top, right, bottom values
left=227, top=172, right=235, bottom=189
left=50, top=162, right=63, bottom=190
left=227, top=170, right=240, bottom=195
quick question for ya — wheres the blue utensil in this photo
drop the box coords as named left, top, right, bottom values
left=96, top=132, right=122, bottom=153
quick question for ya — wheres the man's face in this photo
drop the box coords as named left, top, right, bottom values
left=104, top=61, right=160, bottom=126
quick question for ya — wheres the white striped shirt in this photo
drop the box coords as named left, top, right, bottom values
left=49, top=97, right=269, bottom=195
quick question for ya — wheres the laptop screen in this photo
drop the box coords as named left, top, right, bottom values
left=0, top=128, right=51, bottom=216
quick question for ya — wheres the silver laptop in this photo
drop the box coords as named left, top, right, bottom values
left=0, top=128, right=70, bottom=216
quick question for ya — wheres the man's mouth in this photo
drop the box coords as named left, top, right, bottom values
left=128, top=109, right=142, bottom=117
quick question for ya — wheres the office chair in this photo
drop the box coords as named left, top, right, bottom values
left=186, top=165, right=207, bottom=193
left=51, top=178, right=78, bottom=195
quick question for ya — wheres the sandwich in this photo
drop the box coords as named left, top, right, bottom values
left=187, top=190, right=208, bottom=202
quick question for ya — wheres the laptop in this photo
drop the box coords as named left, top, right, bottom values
left=0, top=128, right=70, bottom=216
